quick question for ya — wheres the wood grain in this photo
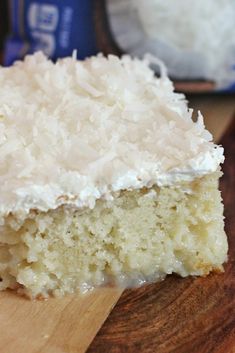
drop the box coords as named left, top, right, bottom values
left=87, top=116, right=235, bottom=353
left=0, top=287, right=122, bottom=353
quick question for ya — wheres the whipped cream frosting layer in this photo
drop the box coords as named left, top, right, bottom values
left=0, top=52, right=224, bottom=218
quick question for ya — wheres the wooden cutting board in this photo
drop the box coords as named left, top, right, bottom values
left=0, top=95, right=235, bottom=353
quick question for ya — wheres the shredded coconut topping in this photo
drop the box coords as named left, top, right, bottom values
left=0, top=52, right=224, bottom=218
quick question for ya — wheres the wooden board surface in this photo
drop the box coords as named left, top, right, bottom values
left=0, top=287, right=122, bottom=353
left=0, top=95, right=235, bottom=353
left=188, top=94, right=235, bottom=141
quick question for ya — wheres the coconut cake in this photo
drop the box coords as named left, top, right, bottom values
left=0, top=52, right=227, bottom=298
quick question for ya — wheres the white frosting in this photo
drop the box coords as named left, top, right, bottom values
left=0, top=52, right=224, bottom=218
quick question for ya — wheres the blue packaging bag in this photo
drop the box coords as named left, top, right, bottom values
left=4, top=0, right=98, bottom=65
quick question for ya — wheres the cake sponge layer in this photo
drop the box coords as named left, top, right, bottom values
left=0, top=171, right=227, bottom=298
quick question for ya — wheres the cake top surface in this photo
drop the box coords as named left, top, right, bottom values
left=0, top=52, right=224, bottom=218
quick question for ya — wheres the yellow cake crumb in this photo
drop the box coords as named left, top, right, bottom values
left=0, top=171, right=227, bottom=298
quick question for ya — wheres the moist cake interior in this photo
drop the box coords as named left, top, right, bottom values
left=0, top=171, right=227, bottom=298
